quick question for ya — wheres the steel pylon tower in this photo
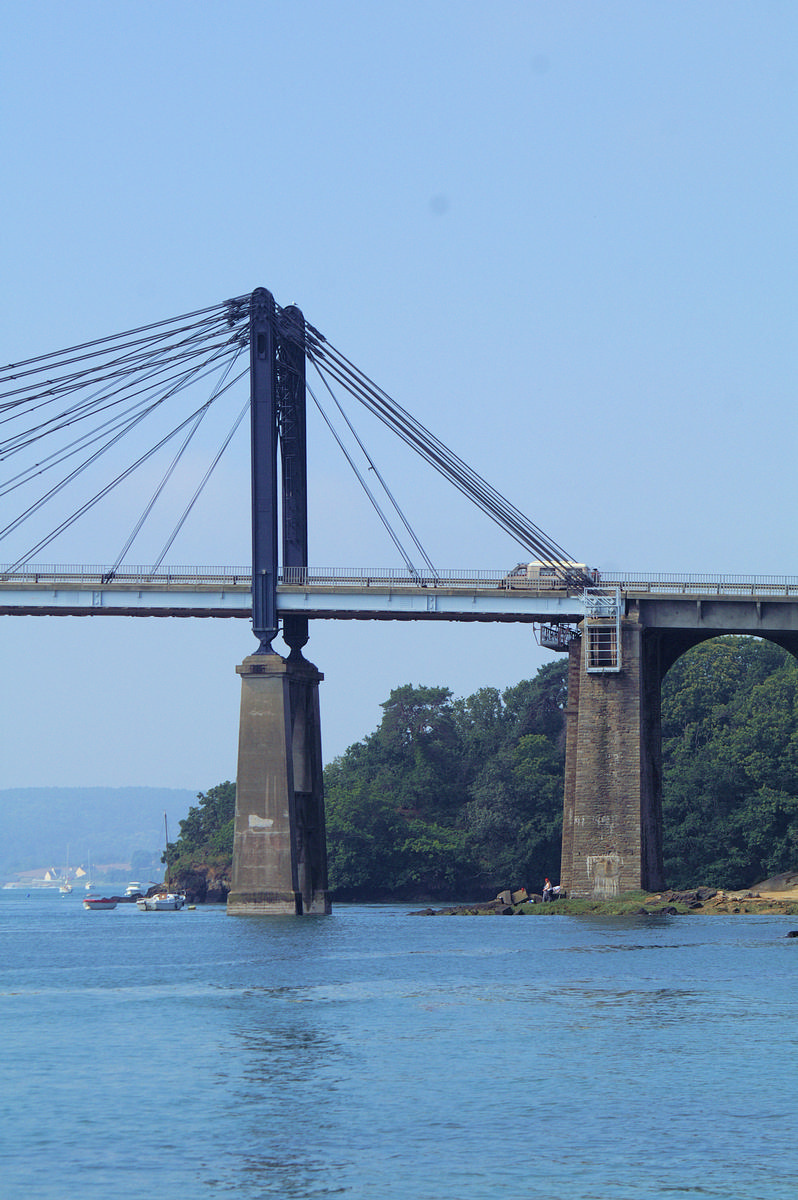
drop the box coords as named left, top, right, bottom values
left=248, top=287, right=309, bottom=654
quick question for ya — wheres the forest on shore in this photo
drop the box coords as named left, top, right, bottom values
left=165, top=636, right=798, bottom=900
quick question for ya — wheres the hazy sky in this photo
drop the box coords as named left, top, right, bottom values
left=1, top=1, right=795, bottom=792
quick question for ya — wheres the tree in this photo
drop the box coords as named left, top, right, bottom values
left=165, top=781, right=236, bottom=870
left=661, top=637, right=798, bottom=888
left=325, top=665, right=569, bottom=900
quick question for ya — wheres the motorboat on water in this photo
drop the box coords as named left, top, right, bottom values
left=83, top=896, right=117, bottom=911
left=135, top=892, right=186, bottom=911
left=124, top=882, right=143, bottom=897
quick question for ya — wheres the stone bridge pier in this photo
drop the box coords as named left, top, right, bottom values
left=560, top=596, right=798, bottom=899
left=227, top=652, right=330, bottom=915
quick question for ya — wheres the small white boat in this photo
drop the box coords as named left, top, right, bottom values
left=135, top=892, right=186, bottom=912
left=83, top=896, right=117, bottom=911
left=124, top=882, right=143, bottom=897
left=135, top=817, right=186, bottom=911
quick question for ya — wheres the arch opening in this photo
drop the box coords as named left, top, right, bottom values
left=658, top=634, right=798, bottom=891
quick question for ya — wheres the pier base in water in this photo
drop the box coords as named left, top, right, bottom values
left=227, top=652, right=330, bottom=916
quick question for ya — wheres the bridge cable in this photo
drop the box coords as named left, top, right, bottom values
left=149, top=392, right=250, bottom=575
left=1, top=336, right=249, bottom=568
left=0, top=323, right=245, bottom=446
left=2, top=395, right=243, bottom=571
left=304, top=330, right=584, bottom=577
left=0, top=340, right=245, bottom=485
left=0, top=296, right=248, bottom=384
left=308, top=360, right=438, bottom=579
left=107, top=354, right=247, bottom=574
left=309, top=343, right=547, bottom=549
left=0, top=344, right=246, bottom=531
left=0, top=292, right=588, bottom=581
left=305, top=380, right=422, bottom=576
left=310, top=352, right=584, bottom=577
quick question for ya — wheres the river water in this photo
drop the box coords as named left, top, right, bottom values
left=2, top=890, right=797, bottom=1199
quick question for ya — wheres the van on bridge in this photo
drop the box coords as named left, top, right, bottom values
left=503, top=561, right=601, bottom=588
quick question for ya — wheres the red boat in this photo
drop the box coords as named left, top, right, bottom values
left=83, top=897, right=118, bottom=911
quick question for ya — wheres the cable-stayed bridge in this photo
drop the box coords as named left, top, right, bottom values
left=3, top=289, right=798, bottom=910
left=3, top=563, right=798, bottom=627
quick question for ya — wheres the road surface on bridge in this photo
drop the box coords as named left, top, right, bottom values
left=2, top=566, right=798, bottom=621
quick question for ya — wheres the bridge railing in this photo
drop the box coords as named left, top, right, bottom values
left=0, top=565, right=531, bottom=589
left=0, top=564, right=252, bottom=585
left=4, top=565, right=798, bottom=596
left=605, top=572, right=798, bottom=596
left=280, top=566, right=515, bottom=588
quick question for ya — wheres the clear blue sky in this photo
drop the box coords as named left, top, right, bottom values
left=1, top=1, right=795, bottom=790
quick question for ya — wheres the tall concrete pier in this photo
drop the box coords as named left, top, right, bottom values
left=227, top=652, right=330, bottom=915
left=560, top=592, right=798, bottom=898
left=560, top=619, right=665, bottom=898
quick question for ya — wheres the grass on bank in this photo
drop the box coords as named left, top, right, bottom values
left=516, top=891, right=798, bottom=916
left=517, top=891, right=686, bottom=916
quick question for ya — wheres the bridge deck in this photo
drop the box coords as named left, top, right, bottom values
left=0, top=566, right=584, bottom=620
left=2, top=567, right=798, bottom=621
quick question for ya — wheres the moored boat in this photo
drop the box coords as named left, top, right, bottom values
left=83, top=896, right=117, bottom=911
left=135, top=814, right=185, bottom=911
left=135, top=892, right=186, bottom=911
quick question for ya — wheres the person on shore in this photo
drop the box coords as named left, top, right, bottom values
left=543, top=878, right=553, bottom=902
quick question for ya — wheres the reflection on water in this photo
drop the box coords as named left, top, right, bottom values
left=1, top=893, right=797, bottom=1199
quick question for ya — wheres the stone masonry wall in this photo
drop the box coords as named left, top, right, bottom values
left=561, top=620, right=647, bottom=898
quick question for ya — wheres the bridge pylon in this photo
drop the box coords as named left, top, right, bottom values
left=228, top=291, right=330, bottom=915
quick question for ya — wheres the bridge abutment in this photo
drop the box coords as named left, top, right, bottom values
left=227, top=653, right=330, bottom=916
left=560, top=619, right=666, bottom=898
left=561, top=599, right=798, bottom=899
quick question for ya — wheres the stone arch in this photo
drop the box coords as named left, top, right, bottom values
left=654, top=631, right=798, bottom=888
left=653, top=629, right=798, bottom=683
left=561, top=614, right=798, bottom=899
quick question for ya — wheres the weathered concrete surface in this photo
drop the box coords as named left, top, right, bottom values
left=227, top=653, right=330, bottom=916
left=561, top=601, right=798, bottom=899
left=561, top=619, right=665, bottom=899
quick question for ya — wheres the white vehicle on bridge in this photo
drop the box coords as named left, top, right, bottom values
left=503, top=561, right=600, bottom=588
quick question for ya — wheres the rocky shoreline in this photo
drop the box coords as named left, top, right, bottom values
left=166, top=863, right=798, bottom=917
left=412, top=874, right=798, bottom=917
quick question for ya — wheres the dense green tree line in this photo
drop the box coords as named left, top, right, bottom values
left=661, top=637, right=798, bottom=888
left=165, top=637, right=798, bottom=898
left=163, top=780, right=235, bottom=876
left=324, top=664, right=568, bottom=899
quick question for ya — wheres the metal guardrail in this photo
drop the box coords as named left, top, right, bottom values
left=280, top=567, right=521, bottom=588
left=605, top=573, right=798, bottom=596
left=0, top=565, right=572, bottom=589
left=0, top=565, right=252, bottom=585
left=2, top=566, right=798, bottom=596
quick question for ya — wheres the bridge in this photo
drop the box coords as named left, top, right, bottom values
left=0, top=564, right=584, bottom=620
left=3, top=289, right=797, bottom=909
left=5, top=564, right=798, bottom=621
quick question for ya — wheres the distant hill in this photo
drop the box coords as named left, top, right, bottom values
left=0, top=786, right=198, bottom=880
